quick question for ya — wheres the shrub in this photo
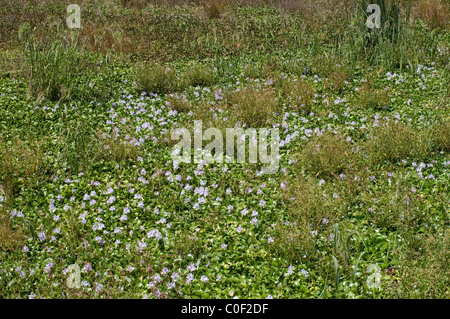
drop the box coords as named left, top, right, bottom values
left=183, top=63, right=214, bottom=87
left=224, top=85, right=279, bottom=127
left=414, top=0, right=449, bottom=30
left=0, top=137, right=48, bottom=199
left=136, top=63, right=180, bottom=95
left=97, top=134, right=142, bottom=163
left=366, top=121, right=431, bottom=165
left=358, top=80, right=391, bottom=111
left=300, top=132, right=360, bottom=179
left=167, top=95, right=192, bottom=113
left=433, top=119, right=450, bottom=152
left=201, top=0, right=228, bottom=19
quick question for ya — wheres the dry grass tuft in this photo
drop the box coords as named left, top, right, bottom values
left=366, top=121, right=431, bottom=165
left=201, top=0, right=229, bottom=19
left=300, top=132, right=361, bottom=180
left=433, top=119, right=450, bottom=153
left=81, top=24, right=135, bottom=54
left=413, top=0, right=449, bottom=30
left=357, top=80, right=391, bottom=111
left=224, top=85, right=280, bottom=127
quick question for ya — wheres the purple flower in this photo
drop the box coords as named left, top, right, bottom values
left=83, top=263, right=92, bottom=273
left=38, top=232, right=46, bottom=241
left=95, top=283, right=104, bottom=293
left=153, top=274, right=162, bottom=283
left=200, top=275, right=209, bottom=283
left=167, top=282, right=175, bottom=289
left=107, top=196, right=116, bottom=205
left=44, top=262, right=54, bottom=274
left=301, top=269, right=309, bottom=278
left=186, top=273, right=194, bottom=284
left=286, top=265, right=294, bottom=275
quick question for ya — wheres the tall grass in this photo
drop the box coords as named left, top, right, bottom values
left=18, top=23, right=113, bottom=102
left=342, top=0, right=414, bottom=70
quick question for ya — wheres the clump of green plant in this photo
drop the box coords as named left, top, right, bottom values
left=273, top=72, right=292, bottom=99
left=433, top=119, right=450, bottom=152
left=300, top=132, right=360, bottom=179
left=97, top=133, right=142, bottom=164
left=61, top=123, right=100, bottom=174
left=0, top=210, right=27, bottom=252
left=414, top=0, right=449, bottom=31
left=366, top=121, right=431, bottom=165
left=358, top=80, right=391, bottom=110
left=18, top=23, right=109, bottom=102
left=182, top=63, right=214, bottom=87
left=167, top=95, right=192, bottom=113
left=201, top=0, right=228, bottom=19
left=325, top=69, right=348, bottom=92
left=0, top=137, right=48, bottom=199
left=282, top=176, right=343, bottom=229
left=0, top=136, right=48, bottom=251
left=348, top=0, right=412, bottom=69
left=268, top=221, right=317, bottom=262
left=136, top=63, right=179, bottom=95
left=242, top=63, right=267, bottom=79
left=273, top=73, right=315, bottom=113
left=174, top=230, right=204, bottom=257
left=362, top=178, right=423, bottom=231
left=391, top=229, right=450, bottom=298
left=120, top=0, right=147, bottom=9
left=290, top=80, right=315, bottom=113
left=82, top=24, right=134, bottom=54
left=224, top=85, right=279, bottom=127
left=307, top=55, right=344, bottom=78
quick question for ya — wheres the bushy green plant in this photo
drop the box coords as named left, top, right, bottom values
left=300, top=132, right=360, bottom=179
left=358, top=81, right=391, bottom=110
left=0, top=137, right=48, bottom=199
left=224, top=85, right=280, bottom=127
left=201, top=0, right=228, bottom=19
left=60, top=123, right=99, bottom=174
left=136, top=63, right=179, bottom=95
left=18, top=23, right=113, bottom=102
left=433, top=119, right=450, bottom=152
left=167, top=95, right=192, bottom=113
left=366, top=121, right=431, bottom=165
left=182, top=63, right=214, bottom=87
